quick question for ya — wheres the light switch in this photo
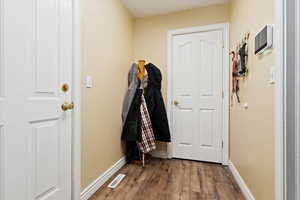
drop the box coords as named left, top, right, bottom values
left=86, top=75, right=93, bottom=88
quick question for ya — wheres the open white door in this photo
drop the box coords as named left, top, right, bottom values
left=1, top=0, right=73, bottom=199
left=171, top=28, right=226, bottom=163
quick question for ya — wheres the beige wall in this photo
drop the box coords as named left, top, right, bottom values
left=81, top=0, right=133, bottom=189
left=133, top=4, right=230, bottom=150
left=229, top=0, right=274, bottom=199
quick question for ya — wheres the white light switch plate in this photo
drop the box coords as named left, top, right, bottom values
left=86, top=75, right=93, bottom=88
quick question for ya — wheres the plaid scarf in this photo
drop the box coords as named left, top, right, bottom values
left=137, top=94, right=156, bottom=153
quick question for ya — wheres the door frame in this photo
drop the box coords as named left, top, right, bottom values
left=166, top=23, right=230, bottom=165
left=275, top=0, right=300, bottom=199
left=72, top=0, right=81, bottom=199
left=296, top=1, right=300, bottom=198
left=274, top=0, right=288, bottom=199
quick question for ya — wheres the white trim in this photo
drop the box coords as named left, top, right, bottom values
left=222, top=23, right=230, bottom=165
left=80, top=157, right=127, bottom=200
left=0, top=0, right=4, bottom=198
left=151, top=151, right=169, bottom=159
left=296, top=0, right=300, bottom=199
left=228, top=161, right=255, bottom=200
left=167, top=30, right=173, bottom=160
left=166, top=23, right=230, bottom=165
left=167, top=23, right=229, bottom=36
left=72, top=0, right=81, bottom=199
left=0, top=125, right=4, bottom=200
left=274, top=0, right=286, bottom=199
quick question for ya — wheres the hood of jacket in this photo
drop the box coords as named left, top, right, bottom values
left=145, top=63, right=162, bottom=90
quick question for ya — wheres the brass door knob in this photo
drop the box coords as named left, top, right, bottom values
left=174, top=100, right=179, bottom=106
left=61, top=102, right=74, bottom=111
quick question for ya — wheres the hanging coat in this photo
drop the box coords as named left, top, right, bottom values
left=121, top=63, right=139, bottom=125
left=121, top=63, right=171, bottom=143
left=137, top=94, right=156, bottom=153
left=121, top=88, right=143, bottom=142
left=144, top=63, right=171, bottom=142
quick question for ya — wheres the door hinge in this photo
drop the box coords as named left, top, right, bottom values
left=222, top=141, right=224, bottom=149
left=222, top=91, right=224, bottom=99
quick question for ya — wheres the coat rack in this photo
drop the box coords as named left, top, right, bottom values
left=231, top=32, right=250, bottom=104
left=137, top=60, right=146, bottom=81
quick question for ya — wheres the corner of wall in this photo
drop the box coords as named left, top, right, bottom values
left=80, top=0, right=134, bottom=191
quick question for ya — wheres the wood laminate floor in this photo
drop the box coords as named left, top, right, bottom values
left=90, top=158, right=245, bottom=200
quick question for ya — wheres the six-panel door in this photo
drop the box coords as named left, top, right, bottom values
left=172, top=30, right=224, bottom=163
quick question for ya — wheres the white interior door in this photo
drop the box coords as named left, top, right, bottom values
left=1, top=0, right=73, bottom=199
left=172, top=30, right=224, bottom=163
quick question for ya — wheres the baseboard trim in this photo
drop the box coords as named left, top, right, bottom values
left=228, top=160, right=255, bottom=200
left=80, top=157, right=127, bottom=200
left=151, top=151, right=169, bottom=159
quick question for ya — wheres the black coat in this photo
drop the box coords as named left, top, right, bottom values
left=121, top=89, right=142, bottom=142
left=144, top=63, right=171, bottom=142
left=121, top=63, right=171, bottom=142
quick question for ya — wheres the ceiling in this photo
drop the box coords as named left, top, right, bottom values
left=122, top=0, right=229, bottom=18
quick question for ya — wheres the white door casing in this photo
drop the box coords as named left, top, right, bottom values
left=0, top=0, right=4, bottom=198
left=296, top=0, right=300, bottom=199
left=297, top=7, right=300, bottom=198
left=167, top=24, right=229, bottom=164
left=1, top=0, right=73, bottom=199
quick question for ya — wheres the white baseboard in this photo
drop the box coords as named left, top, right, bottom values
left=151, top=150, right=169, bottom=159
left=80, top=157, right=127, bottom=200
left=228, top=160, right=255, bottom=200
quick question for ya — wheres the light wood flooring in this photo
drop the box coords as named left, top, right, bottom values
left=90, top=158, right=245, bottom=200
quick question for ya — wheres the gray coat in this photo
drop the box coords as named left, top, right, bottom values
left=122, top=63, right=138, bottom=125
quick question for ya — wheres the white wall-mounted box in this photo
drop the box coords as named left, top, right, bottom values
left=255, top=25, right=273, bottom=55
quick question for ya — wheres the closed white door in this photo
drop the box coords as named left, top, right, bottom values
left=172, top=30, right=224, bottom=163
left=0, top=0, right=73, bottom=199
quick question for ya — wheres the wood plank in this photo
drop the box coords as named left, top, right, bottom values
left=89, top=158, right=245, bottom=200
